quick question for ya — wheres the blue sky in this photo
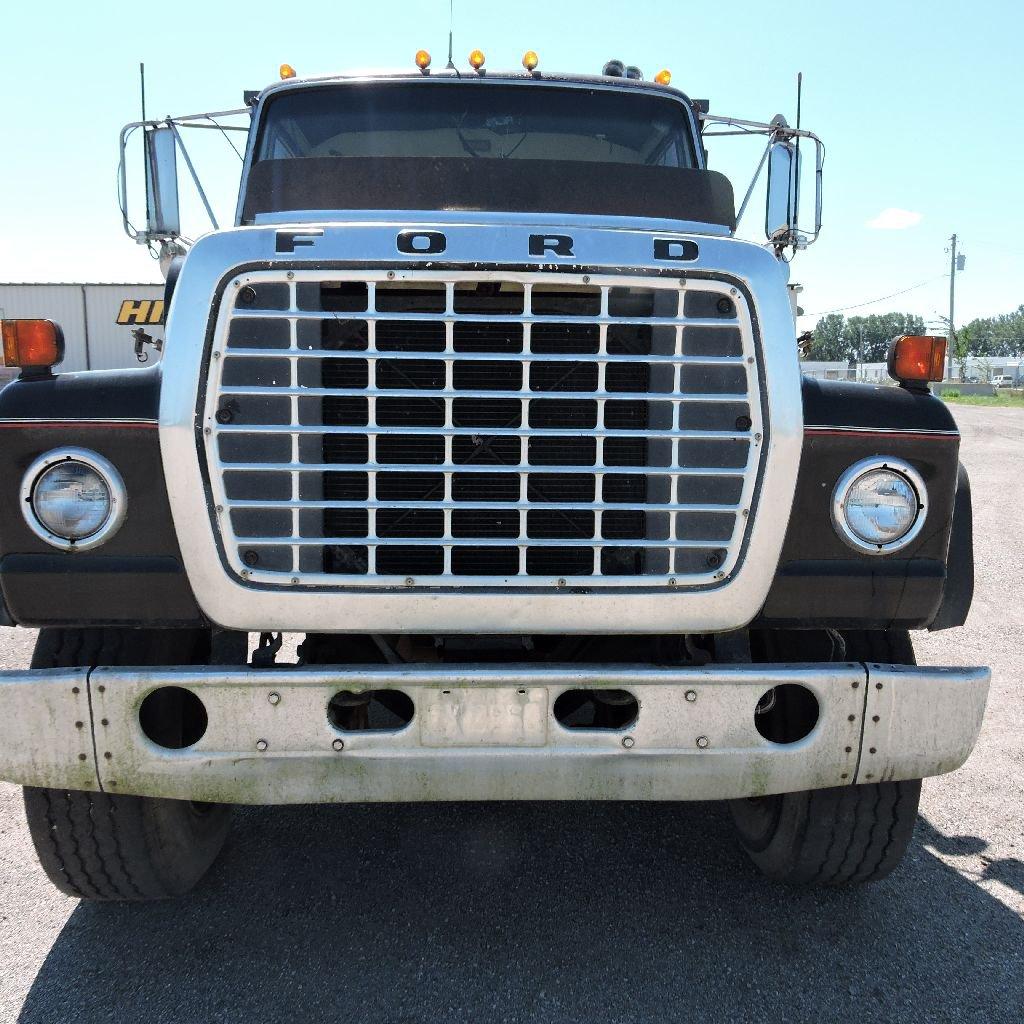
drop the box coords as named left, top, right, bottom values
left=2, top=0, right=1021, bottom=332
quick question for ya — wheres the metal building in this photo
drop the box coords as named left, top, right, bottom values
left=0, top=283, right=165, bottom=374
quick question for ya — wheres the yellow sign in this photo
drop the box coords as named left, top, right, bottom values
left=116, top=299, right=165, bottom=326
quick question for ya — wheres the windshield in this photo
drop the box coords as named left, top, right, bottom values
left=255, top=82, right=698, bottom=168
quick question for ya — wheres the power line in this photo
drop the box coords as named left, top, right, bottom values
left=804, top=274, right=948, bottom=318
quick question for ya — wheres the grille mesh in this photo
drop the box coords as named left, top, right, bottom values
left=206, top=271, right=764, bottom=588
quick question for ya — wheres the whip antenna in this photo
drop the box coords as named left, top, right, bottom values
left=793, top=72, right=803, bottom=245
left=446, top=0, right=456, bottom=69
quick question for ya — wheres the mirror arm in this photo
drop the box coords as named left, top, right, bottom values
left=118, top=109, right=249, bottom=242
left=699, top=111, right=822, bottom=144
left=812, top=138, right=824, bottom=241
left=735, top=138, right=772, bottom=230
left=118, top=121, right=144, bottom=241
left=168, top=121, right=219, bottom=231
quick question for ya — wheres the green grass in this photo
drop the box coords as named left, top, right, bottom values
left=939, top=389, right=1024, bottom=407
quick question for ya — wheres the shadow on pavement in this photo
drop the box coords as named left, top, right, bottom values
left=18, top=801, right=1023, bottom=1024
left=915, top=817, right=1024, bottom=900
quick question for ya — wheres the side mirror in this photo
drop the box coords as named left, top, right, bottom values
left=144, top=126, right=181, bottom=240
left=765, top=139, right=799, bottom=243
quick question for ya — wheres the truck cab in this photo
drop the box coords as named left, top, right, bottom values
left=0, top=56, right=988, bottom=900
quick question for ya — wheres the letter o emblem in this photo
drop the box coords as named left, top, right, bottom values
left=397, top=230, right=447, bottom=254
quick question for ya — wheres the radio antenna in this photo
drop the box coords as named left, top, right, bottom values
left=140, top=61, right=152, bottom=239
left=792, top=72, right=803, bottom=246
left=446, top=0, right=456, bottom=69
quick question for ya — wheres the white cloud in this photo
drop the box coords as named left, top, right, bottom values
left=867, top=208, right=923, bottom=230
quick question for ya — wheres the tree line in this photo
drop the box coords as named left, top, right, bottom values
left=805, top=312, right=926, bottom=363
left=958, top=306, right=1024, bottom=358
left=806, top=305, right=1024, bottom=363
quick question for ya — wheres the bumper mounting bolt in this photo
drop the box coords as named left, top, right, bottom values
left=696, top=735, right=710, bottom=749
left=332, top=738, right=345, bottom=752
left=685, top=690, right=697, bottom=702
left=256, top=739, right=269, bottom=752
left=621, top=736, right=634, bottom=749
left=268, top=692, right=281, bottom=706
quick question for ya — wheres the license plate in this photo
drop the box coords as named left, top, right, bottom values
left=419, top=687, right=549, bottom=747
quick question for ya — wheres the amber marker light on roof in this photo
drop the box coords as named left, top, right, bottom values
left=1, top=320, right=65, bottom=371
left=888, top=335, right=947, bottom=386
left=654, top=69, right=672, bottom=85
left=469, top=49, right=486, bottom=70
left=415, top=49, right=432, bottom=70
left=279, top=63, right=297, bottom=80
left=522, top=50, right=539, bottom=71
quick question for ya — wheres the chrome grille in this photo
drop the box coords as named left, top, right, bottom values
left=203, top=270, right=765, bottom=588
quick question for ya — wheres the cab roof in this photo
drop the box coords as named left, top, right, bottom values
left=257, top=68, right=699, bottom=112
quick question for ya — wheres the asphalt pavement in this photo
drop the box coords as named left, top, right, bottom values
left=0, top=402, right=1021, bottom=1023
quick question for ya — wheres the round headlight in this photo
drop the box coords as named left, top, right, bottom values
left=831, top=458, right=926, bottom=554
left=21, top=449, right=126, bottom=551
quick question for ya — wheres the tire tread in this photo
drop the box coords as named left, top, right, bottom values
left=22, top=627, right=229, bottom=901
left=731, top=628, right=923, bottom=885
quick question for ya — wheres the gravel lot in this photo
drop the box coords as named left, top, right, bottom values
left=0, top=403, right=1021, bottom=1024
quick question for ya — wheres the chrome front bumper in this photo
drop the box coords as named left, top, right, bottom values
left=0, top=663, right=989, bottom=804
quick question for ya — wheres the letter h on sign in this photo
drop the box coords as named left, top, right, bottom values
left=116, top=299, right=166, bottom=325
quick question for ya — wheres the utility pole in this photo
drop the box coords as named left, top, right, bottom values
left=947, top=233, right=958, bottom=381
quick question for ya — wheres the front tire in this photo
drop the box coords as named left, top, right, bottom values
left=23, top=787, right=231, bottom=900
left=729, top=778, right=922, bottom=885
left=730, top=628, right=922, bottom=885
left=22, top=627, right=232, bottom=901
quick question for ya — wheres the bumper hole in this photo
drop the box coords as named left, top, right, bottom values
left=328, top=689, right=414, bottom=732
left=554, top=689, right=638, bottom=730
left=139, top=686, right=208, bottom=749
left=754, top=684, right=819, bottom=744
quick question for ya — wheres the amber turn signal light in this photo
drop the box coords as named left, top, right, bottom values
left=1, top=319, right=65, bottom=371
left=888, top=335, right=947, bottom=385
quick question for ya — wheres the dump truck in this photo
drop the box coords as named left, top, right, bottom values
left=0, top=52, right=988, bottom=899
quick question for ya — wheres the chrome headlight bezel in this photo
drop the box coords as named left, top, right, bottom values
left=831, top=457, right=927, bottom=555
left=20, top=447, right=127, bottom=551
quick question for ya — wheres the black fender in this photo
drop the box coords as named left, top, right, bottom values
left=0, top=367, right=205, bottom=627
left=756, top=378, right=968, bottom=630
left=929, top=463, right=974, bottom=630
